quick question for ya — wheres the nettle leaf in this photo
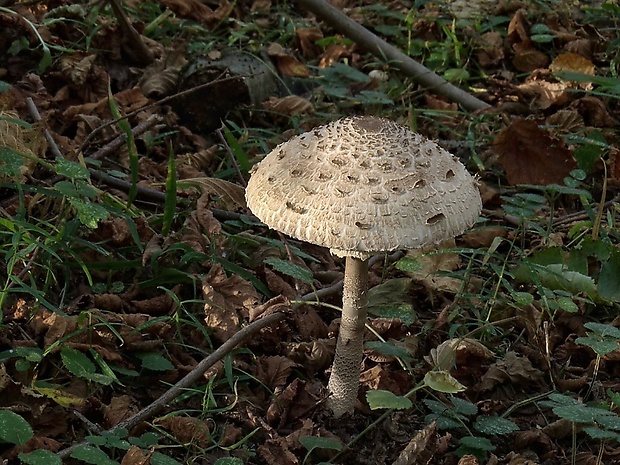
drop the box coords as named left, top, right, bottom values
left=450, top=397, right=478, bottom=416
left=18, top=449, right=62, bottom=465
left=474, top=416, right=519, bottom=435
left=458, top=436, right=496, bottom=452
left=61, top=346, right=96, bottom=377
left=584, top=322, right=620, bottom=340
left=424, top=371, right=466, bottom=393
left=552, top=404, right=598, bottom=423
left=575, top=337, right=619, bottom=357
left=69, top=198, right=110, bottom=229
left=0, top=410, right=33, bottom=445
left=55, top=157, right=90, bottom=180
left=263, top=257, right=314, bottom=284
left=583, top=426, right=620, bottom=441
left=366, top=390, right=412, bottom=410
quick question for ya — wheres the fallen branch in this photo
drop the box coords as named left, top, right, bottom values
left=296, top=0, right=491, bottom=112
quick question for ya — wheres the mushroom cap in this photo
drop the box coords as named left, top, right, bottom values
left=245, top=116, right=482, bottom=259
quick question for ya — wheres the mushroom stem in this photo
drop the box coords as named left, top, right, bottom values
left=326, top=255, right=369, bottom=417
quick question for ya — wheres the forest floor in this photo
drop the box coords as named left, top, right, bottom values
left=1, top=0, right=620, bottom=464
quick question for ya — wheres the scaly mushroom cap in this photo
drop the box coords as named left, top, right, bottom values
left=245, top=116, right=482, bottom=259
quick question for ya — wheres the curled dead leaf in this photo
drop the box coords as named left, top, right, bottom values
left=262, top=95, right=314, bottom=116
left=426, top=338, right=494, bottom=372
left=494, top=118, right=577, bottom=185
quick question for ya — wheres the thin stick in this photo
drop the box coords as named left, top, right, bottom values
left=296, top=0, right=491, bottom=112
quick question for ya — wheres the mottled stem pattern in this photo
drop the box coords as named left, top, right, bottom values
left=326, top=256, right=369, bottom=417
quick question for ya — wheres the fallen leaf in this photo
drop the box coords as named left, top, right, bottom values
left=262, top=95, right=314, bottom=116
left=120, top=445, right=151, bottom=465
left=256, top=356, right=298, bottom=390
left=494, top=118, right=577, bottom=185
left=477, top=351, right=544, bottom=392
left=392, top=421, right=438, bottom=465
left=156, top=416, right=212, bottom=447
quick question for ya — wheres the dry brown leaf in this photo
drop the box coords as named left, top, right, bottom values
left=161, top=0, right=215, bottom=23
left=516, top=74, right=570, bottom=109
left=546, top=110, right=585, bottom=133
left=506, top=10, right=530, bottom=48
left=494, top=118, right=577, bottom=185
left=156, top=416, right=211, bottom=447
left=139, top=49, right=188, bottom=97
left=392, top=421, right=438, bottom=465
left=203, top=263, right=259, bottom=342
left=426, top=338, right=494, bottom=372
left=477, top=351, right=544, bottom=392
left=120, top=445, right=151, bottom=465
left=458, top=455, right=480, bottom=465
left=131, top=290, right=177, bottom=316
left=512, top=48, right=549, bottom=72
left=550, top=52, right=595, bottom=78
left=103, top=395, right=137, bottom=428
left=572, top=96, right=618, bottom=127
left=477, top=31, right=504, bottom=68
left=182, top=177, right=247, bottom=210
left=403, top=239, right=463, bottom=293
left=319, top=42, right=352, bottom=68
left=262, top=95, right=313, bottom=116
left=257, top=356, right=298, bottom=390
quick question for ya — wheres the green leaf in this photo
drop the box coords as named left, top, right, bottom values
left=0, top=410, right=33, bottom=445
left=598, top=252, right=620, bottom=302
left=71, top=445, right=119, bottom=465
left=366, top=390, right=412, bottom=410
left=18, top=449, right=62, bottom=465
left=55, top=157, right=90, bottom=180
left=450, top=397, right=478, bottom=416
left=511, top=291, right=534, bottom=307
left=423, top=371, right=466, bottom=393
left=61, top=346, right=96, bottom=377
left=575, top=336, right=619, bottom=357
left=0, top=146, right=27, bottom=177
left=69, top=198, right=110, bottom=229
left=583, top=425, right=620, bottom=441
left=395, top=256, right=422, bottom=272
left=0, top=80, right=10, bottom=92
left=138, top=352, right=174, bottom=371
left=556, top=296, right=578, bottom=313
left=263, top=257, right=314, bottom=284
left=584, top=322, right=620, bottom=339
left=458, top=436, right=496, bottom=452
left=473, top=416, right=519, bottom=435
left=214, top=458, right=245, bottom=465
left=364, top=340, right=413, bottom=361
left=553, top=404, right=598, bottom=423
left=368, top=278, right=415, bottom=324
left=298, top=436, right=343, bottom=453
left=151, top=452, right=185, bottom=465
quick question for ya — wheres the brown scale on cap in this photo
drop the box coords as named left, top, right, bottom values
left=245, top=116, right=482, bottom=259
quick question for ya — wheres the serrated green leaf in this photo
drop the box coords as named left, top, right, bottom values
left=575, top=336, right=619, bottom=357
left=0, top=411, right=33, bottom=445
left=263, top=257, right=313, bottom=284
left=583, top=425, right=620, bottom=440
left=450, top=397, right=478, bottom=416
left=597, top=414, right=620, bottom=431
left=138, top=352, right=174, bottom=371
left=18, top=449, right=62, bottom=465
left=473, top=416, right=519, bottom=435
left=0, top=146, right=27, bottom=177
left=69, top=198, right=110, bottom=229
left=366, top=390, right=412, bottom=410
left=298, top=436, right=343, bottom=452
left=458, top=436, right=496, bottom=452
left=55, top=157, right=90, bottom=180
left=61, top=346, right=96, bottom=377
left=599, top=252, right=620, bottom=302
left=552, top=404, right=597, bottom=423
left=511, top=291, right=534, bottom=307
left=584, top=322, right=620, bottom=340
left=423, top=371, right=466, bottom=393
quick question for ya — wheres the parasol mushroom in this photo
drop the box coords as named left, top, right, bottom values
left=245, top=116, right=482, bottom=417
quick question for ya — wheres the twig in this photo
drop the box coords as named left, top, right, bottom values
left=87, top=114, right=161, bottom=161
left=296, top=0, right=491, bottom=112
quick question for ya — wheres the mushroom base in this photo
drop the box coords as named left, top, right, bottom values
left=326, top=256, right=369, bottom=417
